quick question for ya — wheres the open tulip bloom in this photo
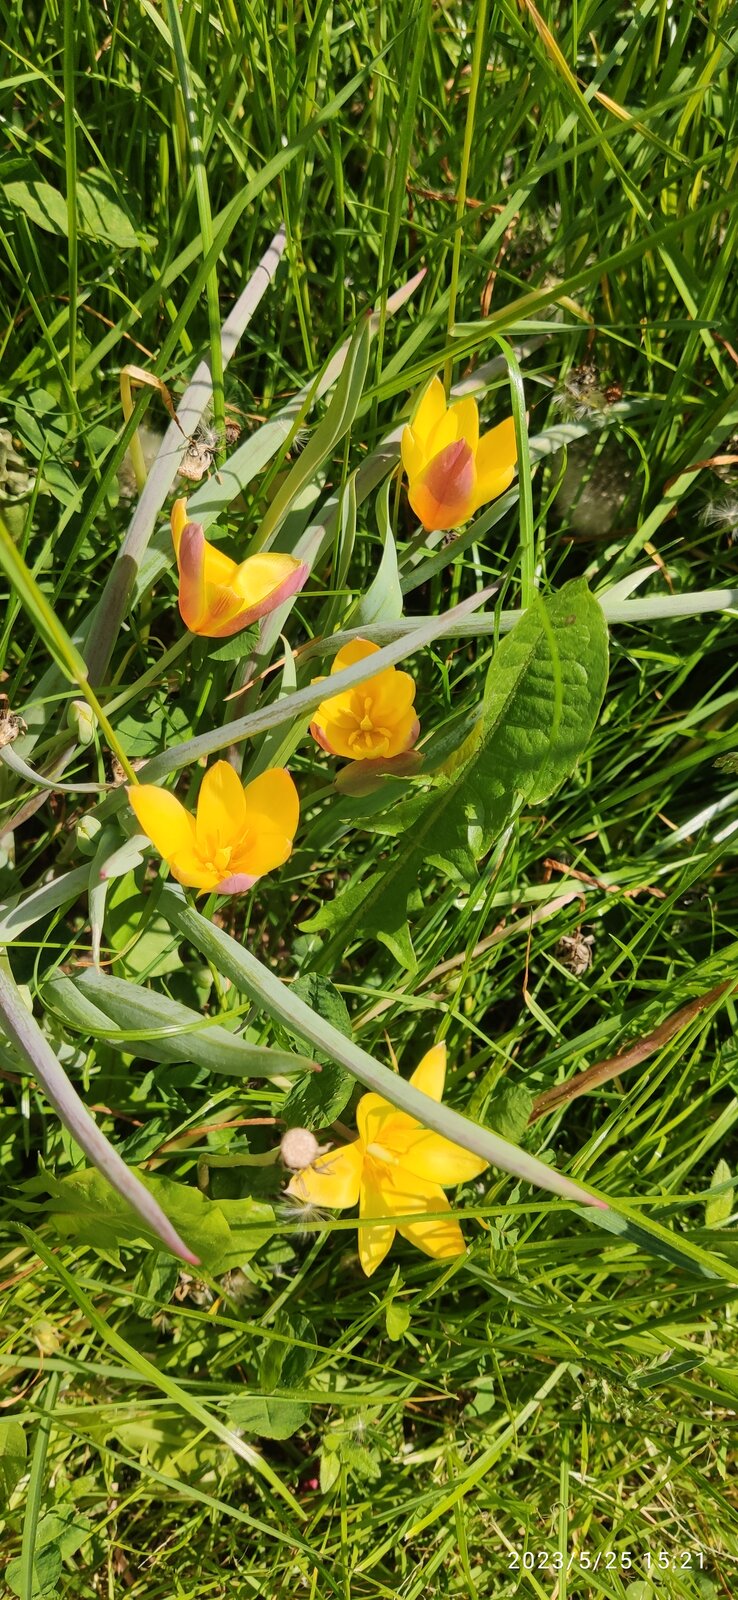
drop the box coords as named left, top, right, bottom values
left=286, top=1043, right=488, bottom=1276
left=401, top=375, right=517, bottom=532
left=310, top=638, right=419, bottom=762
left=171, top=498, right=309, bottom=637
left=128, top=760, right=299, bottom=894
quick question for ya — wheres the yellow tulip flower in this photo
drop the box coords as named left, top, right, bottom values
left=128, top=760, right=299, bottom=895
left=310, top=638, right=419, bottom=762
left=286, top=1043, right=488, bottom=1276
left=401, top=375, right=517, bottom=532
left=170, top=498, right=309, bottom=638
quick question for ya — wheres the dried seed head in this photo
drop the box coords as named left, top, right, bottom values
left=555, top=931, right=595, bottom=977
left=280, top=1127, right=321, bottom=1171
left=0, top=700, right=26, bottom=748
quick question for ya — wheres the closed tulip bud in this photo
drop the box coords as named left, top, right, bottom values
left=76, top=813, right=103, bottom=854
left=68, top=699, right=96, bottom=746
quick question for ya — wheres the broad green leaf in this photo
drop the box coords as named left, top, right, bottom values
left=259, top=1312, right=316, bottom=1390
left=115, top=698, right=192, bottom=759
left=485, top=1083, right=534, bottom=1145
left=280, top=975, right=354, bottom=1128
left=4, top=178, right=68, bottom=235
left=705, top=1159, right=734, bottom=1228
left=226, top=1396, right=310, bottom=1440
left=305, top=579, right=609, bottom=966
left=44, top=1166, right=274, bottom=1271
left=42, top=968, right=313, bottom=1077
left=105, top=869, right=182, bottom=978
left=76, top=173, right=141, bottom=248
left=319, top=1435, right=342, bottom=1493
left=208, top=625, right=260, bottom=662
left=3, top=169, right=141, bottom=247
left=6, top=1511, right=91, bottom=1597
left=385, top=1301, right=411, bottom=1341
left=0, top=1419, right=26, bottom=1503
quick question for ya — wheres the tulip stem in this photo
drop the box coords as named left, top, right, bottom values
left=444, top=0, right=490, bottom=393
left=119, top=368, right=148, bottom=494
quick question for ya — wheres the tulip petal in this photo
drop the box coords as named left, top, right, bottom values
left=398, top=1127, right=488, bottom=1187
left=356, top=1091, right=396, bottom=1148
left=286, top=1139, right=363, bottom=1209
left=424, top=408, right=459, bottom=461
left=168, top=847, right=220, bottom=891
left=450, top=395, right=479, bottom=453
left=242, top=768, right=300, bottom=842
left=331, top=638, right=381, bottom=674
left=213, top=871, right=259, bottom=895
left=411, top=375, right=447, bottom=450
left=368, top=669, right=416, bottom=723
left=127, top=784, right=198, bottom=862
left=473, top=417, right=518, bottom=511
left=170, top=498, right=189, bottom=557
left=409, top=439, right=477, bottom=531
left=196, top=760, right=248, bottom=857
left=478, top=414, right=518, bottom=473
left=310, top=718, right=336, bottom=754
left=231, top=555, right=309, bottom=624
left=358, top=1172, right=397, bottom=1276
left=401, top=426, right=424, bottom=480
left=232, top=833, right=293, bottom=877
left=177, top=521, right=240, bottom=632
left=391, top=1167, right=467, bottom=1260
left=409, top=1043, right=447, bottom=1101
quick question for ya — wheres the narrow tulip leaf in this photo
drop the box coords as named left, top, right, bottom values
left=0, top=968, right=198, bottom=1263
left=355, top=476, right=403, bottom=625
left=304, top=579, right=609, bottom=967
left=0, top=744, right=110, bottom=794
left=251, top=311, right=372, bottom=553
left=0, top=866, right=89, bottom=945
left=42, top=968, right=314, bottom=1077
left=160, top=887, right=738, bottom=1283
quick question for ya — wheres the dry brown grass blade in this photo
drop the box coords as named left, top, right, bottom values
left=529, top=979, right=736, bottom=1123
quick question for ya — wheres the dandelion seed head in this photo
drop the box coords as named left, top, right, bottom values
left=281, top=1127, right=321, bottom=1171
left=700, top=492, right=738, bottom=532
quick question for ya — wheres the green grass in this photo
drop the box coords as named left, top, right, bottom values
left=2, top=0, right=738, bottom=1595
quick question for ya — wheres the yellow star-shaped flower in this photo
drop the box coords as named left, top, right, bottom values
left=286, top=1043, right=488, bottom=1276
